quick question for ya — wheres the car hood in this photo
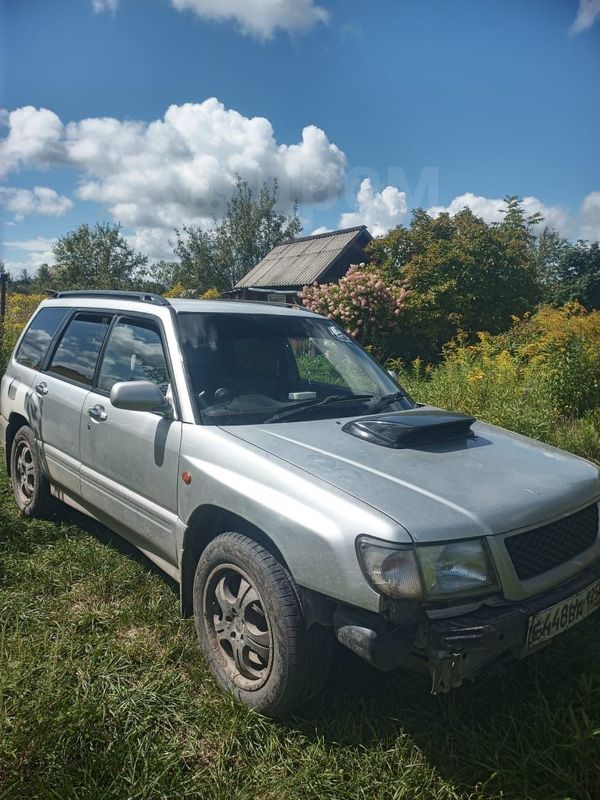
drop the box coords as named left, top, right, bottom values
left=223, top=409, right=600, bottom=543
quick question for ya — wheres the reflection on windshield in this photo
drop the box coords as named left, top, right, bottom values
left=177, top=312, right=413, bottom=425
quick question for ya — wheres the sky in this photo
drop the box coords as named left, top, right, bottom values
left=1, top=0, right=599, bottom=274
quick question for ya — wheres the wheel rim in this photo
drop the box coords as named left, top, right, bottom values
left=204, top=565, right=273, bottom=690
left=14, top=440, right=36, bottom=506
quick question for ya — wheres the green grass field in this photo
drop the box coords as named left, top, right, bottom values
left=1, top=455, right=599, bottom=800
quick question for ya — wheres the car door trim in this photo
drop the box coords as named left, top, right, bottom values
left=80, top=463, right=179, bottom=561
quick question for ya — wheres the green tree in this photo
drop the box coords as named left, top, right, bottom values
left=139, top=260, right=179, bottom=295
left=52, top=222, right=147, bottom=290
left=174, top=177, right=302, bottom=293
left=546, top=241, right=600, bottom=310
left=31, top=264, right=54, bottom=293
left=8, top=269, right=34, bottom=294
left=535, top=227, right=567, bottom=291
left=368, top=197, right=543, bottom=360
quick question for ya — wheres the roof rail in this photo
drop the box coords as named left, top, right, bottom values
left=224, top=298, right=304, bottom=310
left=47, top=290, right=171, bottom=307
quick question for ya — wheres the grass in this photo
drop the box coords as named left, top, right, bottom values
left=1, top=461, right=600, bottom=800
left=1, top=298, right=599, bottom=799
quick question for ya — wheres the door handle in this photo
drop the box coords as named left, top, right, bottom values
left=35, top=382, right=48, bottom=396
left=87, top=405, right=108, bottom=422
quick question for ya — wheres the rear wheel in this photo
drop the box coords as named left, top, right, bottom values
left=193, top=532, right=333, bottom=717
left=10, top=426, right=53, bottom=518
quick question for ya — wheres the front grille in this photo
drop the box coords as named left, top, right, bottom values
left=505, top=503, right=599, bottom=581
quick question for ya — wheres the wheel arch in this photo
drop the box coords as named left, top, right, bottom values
left=5, top=413, right=30, bottom=475
left=180, top=504, right=290, bottom=617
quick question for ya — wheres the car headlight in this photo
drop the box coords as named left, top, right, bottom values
left=356, top=536, right=498, bottom=600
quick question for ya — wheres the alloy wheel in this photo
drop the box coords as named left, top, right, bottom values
left=204, top=564, right=273, bottom=690
left=14, top=440, right=36, bottom=506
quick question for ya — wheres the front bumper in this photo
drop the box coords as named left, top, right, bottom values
left=332, top=557, right=600, bottom=693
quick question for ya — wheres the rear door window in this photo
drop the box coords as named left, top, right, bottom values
left=47, top=313, right=112, bottom=386
left=15, top=307, right=70, bottom=370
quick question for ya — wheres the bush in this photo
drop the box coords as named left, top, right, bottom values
left=300, top=265, right=409, bottom=360
left=478, top=304, right=600, bottom=416
left=393, top=341, right=558, bottom=442
left=391, top=305, right=600, bottom=463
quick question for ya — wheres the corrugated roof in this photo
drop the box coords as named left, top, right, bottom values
left=235, top=226, right=371, bottom=289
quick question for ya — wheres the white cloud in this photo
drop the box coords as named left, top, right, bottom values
left=92, top=0, right=118, bottom=12
left=0, top=186, right=72, bottom=220
left=569, top=0, right=600, bottom=33
left=339, top=178, right=408, bottom=236
left=0, top=99, right=346, bottom=259
left=579, top=191, right=600, bottom=241
left=2, top=237, right=56, bottom=275
left=90, top=0, right=328, bottom=37
left=428, top=192, right=569, bottom=234
left=4, top=237, right=57, bottom=252
left=0, top=106, right=65, bottom=176
left=171, top=0, right=328, bottom=38
left=126, top=227, right=178, bottom=263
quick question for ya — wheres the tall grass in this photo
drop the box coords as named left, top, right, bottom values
left=391, top=305, right=600, bottom=464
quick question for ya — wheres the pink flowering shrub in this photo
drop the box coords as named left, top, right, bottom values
left=299, top=265, right=409, bottom=359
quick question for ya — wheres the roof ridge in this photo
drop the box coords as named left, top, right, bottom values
left=273, top=225, right=368, bottom=246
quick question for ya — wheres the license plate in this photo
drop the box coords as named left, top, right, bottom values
left=527, top=577, right=600, bottom=650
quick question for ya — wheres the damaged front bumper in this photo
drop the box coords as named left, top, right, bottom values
left=332, top=558, right=600, bottom=693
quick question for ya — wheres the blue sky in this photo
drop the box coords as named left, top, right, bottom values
left=1, top=0, right=599, bottom=273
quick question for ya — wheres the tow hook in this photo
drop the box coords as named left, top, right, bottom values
left=429, top=650, right=463, bottom=694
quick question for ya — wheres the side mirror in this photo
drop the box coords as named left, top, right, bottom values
left=110, top=380, right=172, bottom=416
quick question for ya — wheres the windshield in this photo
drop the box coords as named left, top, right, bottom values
left=177, top=311, right=413, bottom=425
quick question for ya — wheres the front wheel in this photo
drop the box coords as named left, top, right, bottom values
left=10, top=426, right=53, bottom=518
left=193, top=532, right=333, bottom=716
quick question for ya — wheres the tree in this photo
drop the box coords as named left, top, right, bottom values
left=7, top=269, right=34, bottom=294
left=52, top=222, right=147, bottom=290
left=174, top=176, right=302, bottom=293
left=139, top=260, right=179, bottom=295
left=535, top=227, right=567, bottom=291
left=31, top=264, right=54, bottom=293
left=367, top=197, right=543, bottom=360
left=545, top=241, right=600, bottom=310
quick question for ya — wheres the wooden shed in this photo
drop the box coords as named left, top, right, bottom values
left=231, top=225, right=372, bottom=303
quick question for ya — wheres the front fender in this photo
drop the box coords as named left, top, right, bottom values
left=178, top=426, right=411, bottom=613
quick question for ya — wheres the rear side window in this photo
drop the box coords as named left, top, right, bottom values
left=48, top=313, right=112, bottom=386
left=15, top=307, right=69, bottom=370
left=97, top=318, right=169, bottom=393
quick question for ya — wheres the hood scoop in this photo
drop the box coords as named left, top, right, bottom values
left=342, top=409, right=476, bottom=449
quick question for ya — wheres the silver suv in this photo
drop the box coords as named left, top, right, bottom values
left=2, top=290, right=600, bottom=715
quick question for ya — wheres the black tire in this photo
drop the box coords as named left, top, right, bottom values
left=193, top=532, right=334, bottom=717
left=10, top=426, right=53, bottom=518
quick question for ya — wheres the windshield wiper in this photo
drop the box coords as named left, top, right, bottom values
left=263, top=394, right=374, bottom=424
left=367, top=391, right=407, bottom=414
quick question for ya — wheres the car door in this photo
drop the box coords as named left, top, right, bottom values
left=31, top=311, right=113, bottom=497
left=79, top=314, right=182, bottom=566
